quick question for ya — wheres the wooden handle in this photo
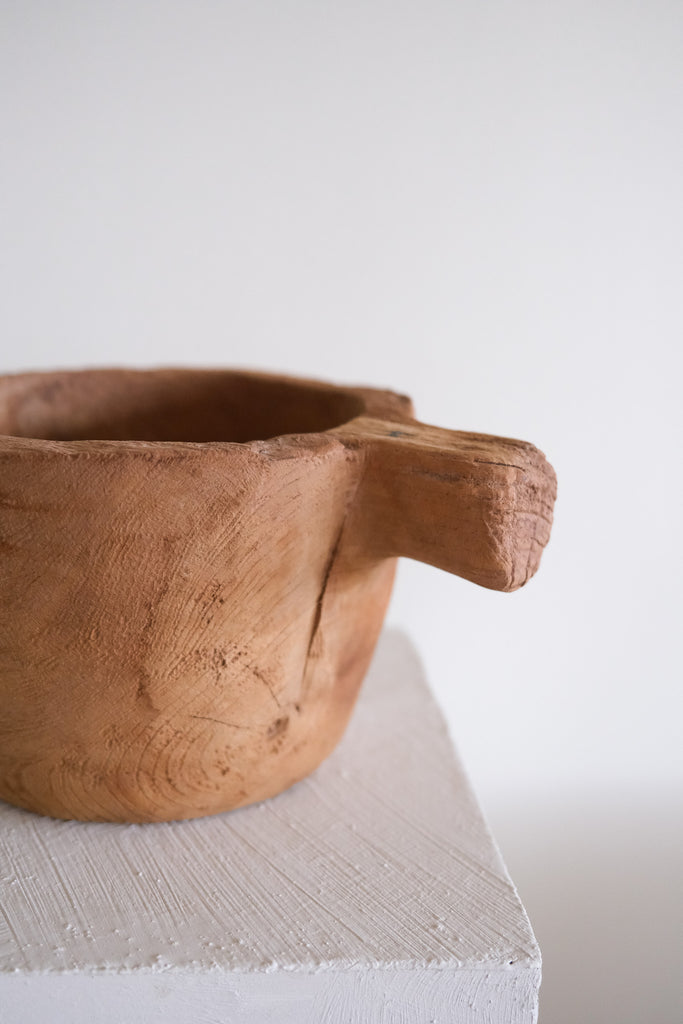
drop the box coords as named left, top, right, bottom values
left=333, top=416, right=557, bottom=592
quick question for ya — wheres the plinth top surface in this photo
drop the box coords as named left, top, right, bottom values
left=0, top=630, right=539, bottom=974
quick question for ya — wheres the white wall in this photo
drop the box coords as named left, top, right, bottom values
left=1, top=4, right=681, bottom=1021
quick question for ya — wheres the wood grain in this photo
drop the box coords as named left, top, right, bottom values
left=0, top=369, right=556, bottom=822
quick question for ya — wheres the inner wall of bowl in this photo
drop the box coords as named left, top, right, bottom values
left=0, top=370, right=365, bottom=443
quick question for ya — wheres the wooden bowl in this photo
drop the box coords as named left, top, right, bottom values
left=0, top=368, right=556, bottom=822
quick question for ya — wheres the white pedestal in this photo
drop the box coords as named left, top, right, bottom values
left=0, top=630, right=540, bottom=1023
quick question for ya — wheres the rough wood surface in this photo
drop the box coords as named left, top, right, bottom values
left=0, top=631, right=541, bottom=1024
left=0, top=369, right=556, bottom=822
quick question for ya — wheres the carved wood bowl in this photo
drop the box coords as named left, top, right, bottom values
left=0, top=369, right=556, bottom=822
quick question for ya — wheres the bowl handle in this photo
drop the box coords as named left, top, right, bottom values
left=332, top=416, right=557, bottom=592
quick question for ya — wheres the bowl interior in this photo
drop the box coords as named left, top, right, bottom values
left=0, top=370, right=365, bottom=443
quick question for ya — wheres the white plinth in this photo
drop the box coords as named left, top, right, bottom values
left=0, top=630, right=540, bottom=1023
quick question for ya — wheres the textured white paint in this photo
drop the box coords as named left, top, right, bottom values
left=0, top=630, right=540, bottom=1022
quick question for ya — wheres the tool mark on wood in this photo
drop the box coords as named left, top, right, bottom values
left=190, top=715, right=253, bottom=732
left=251, top=665, right=282, bottom=708
left=408, top=468, right=465, bottom=484
left=473, top=459, right=526, bottom=471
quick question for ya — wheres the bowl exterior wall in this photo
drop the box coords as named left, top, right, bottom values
left=0, top=435, right=394, bottom=821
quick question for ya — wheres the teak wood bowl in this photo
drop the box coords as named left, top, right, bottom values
left=0, top=368, right=556, bottom=823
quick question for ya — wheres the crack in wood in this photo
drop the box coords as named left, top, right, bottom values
left=306, top=521, right=345, bottom=660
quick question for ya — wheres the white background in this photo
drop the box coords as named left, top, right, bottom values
left=1, top=3, right=681, bottom=1021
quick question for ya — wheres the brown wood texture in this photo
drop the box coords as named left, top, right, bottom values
left=0, top=369, right=556, bottom=822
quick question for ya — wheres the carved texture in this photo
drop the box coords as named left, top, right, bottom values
left=0, top=369, right=556, bottom=821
